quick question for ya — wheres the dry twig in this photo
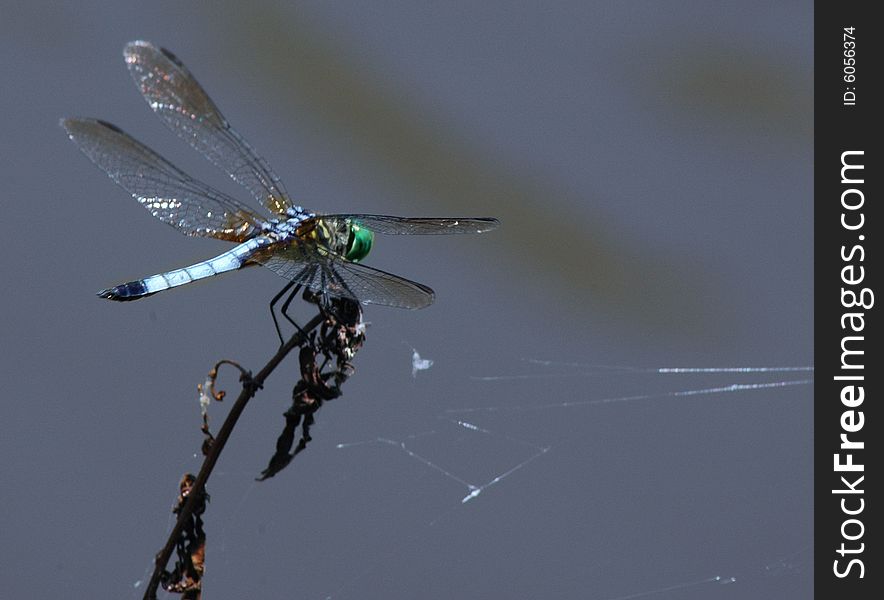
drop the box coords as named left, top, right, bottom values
left=142, top=312, right=326, bottom=599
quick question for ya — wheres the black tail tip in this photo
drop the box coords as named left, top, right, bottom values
left=97, top=287, right=127, bottom=301
left=97, top=282, right=154, bottom=301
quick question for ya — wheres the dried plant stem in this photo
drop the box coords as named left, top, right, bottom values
left=143, top=313, right=325, bottom=600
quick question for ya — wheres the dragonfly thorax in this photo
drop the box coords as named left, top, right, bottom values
left=297, top=217, right=373, bottom=262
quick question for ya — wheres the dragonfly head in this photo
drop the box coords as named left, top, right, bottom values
left=345, top=222, right=374, bottom=262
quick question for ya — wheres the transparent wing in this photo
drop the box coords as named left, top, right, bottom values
left=320, top=214, right=500, bottom=235
left=62, top=118, right=263, bottom=241
left=123, top=40, right=292, bottom=216
left=255, top=241, right=435, bottom=309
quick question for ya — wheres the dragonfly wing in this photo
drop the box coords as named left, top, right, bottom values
left=62, top=118, right=263, bottom=241
left=123, top=40, right=292, bottom=216
left=319, top=214, right=500, bottom=234
left=255, top=241, right=435, bottom=309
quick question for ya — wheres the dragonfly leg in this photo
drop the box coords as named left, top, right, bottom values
left=280, top=283, right=309, bottom=341
left=269, top=281, right=299, bottom=345
left=320, top=271, right=361, bottom=327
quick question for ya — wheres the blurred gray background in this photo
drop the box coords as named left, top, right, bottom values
left=0, top=1, right=812, bottom=598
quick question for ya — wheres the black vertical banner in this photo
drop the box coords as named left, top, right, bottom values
left=815, top=2, right=879, bottom=598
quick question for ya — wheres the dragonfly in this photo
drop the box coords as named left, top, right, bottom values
left=62, top=40, right=498, bottom=331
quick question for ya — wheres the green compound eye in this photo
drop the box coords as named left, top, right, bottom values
left=345, top=224, right=374, bottom=262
